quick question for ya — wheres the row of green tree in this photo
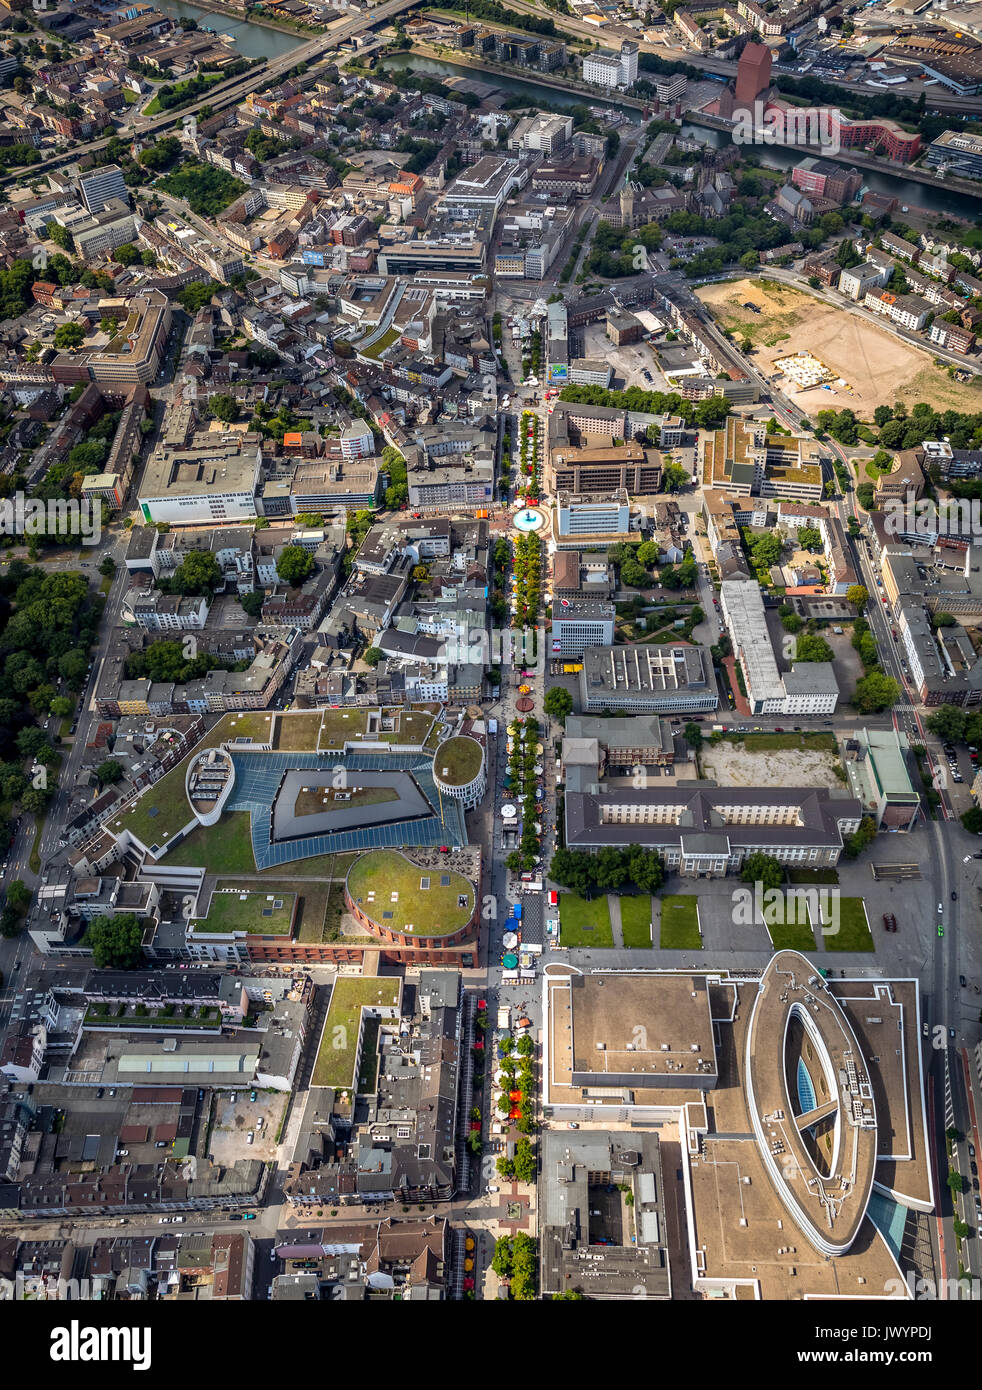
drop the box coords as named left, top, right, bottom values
left=549, top=846, right=664, bottom=898
left=557, top=383, right=731, bottom=431
left=491, top=1232, right=537, bottom=1300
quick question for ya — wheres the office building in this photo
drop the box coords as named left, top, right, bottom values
left=582, top=41, right=639, bottom=89
left=579, top=644, right=718, bottom=714
left=543, top=955, right=933, bottom=1298
left=843, top=726, right=920, bottom=830
left=926, top=128, right=982, bottom=178
left=565, top=782, right=861, bottom=871
left=78, top=163, right=128, bottom=214
left=556, top=491, right=630, bottom=537
left=720, top=579, right=839, bottom=715
left=550, top=600, right=616, bottom=657
left=549, top=441, right=662, bottom=497
left=138, top=432, right=261, bottom=526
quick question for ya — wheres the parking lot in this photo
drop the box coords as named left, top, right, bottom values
left=577, top=321, right=666, bottom=391
left=207, top=1090, right=288, bottom=1164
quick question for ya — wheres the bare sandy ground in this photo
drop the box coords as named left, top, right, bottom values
left=702, top=743, right=843, bottom=789
left=697, top=278, right=982, bottom=415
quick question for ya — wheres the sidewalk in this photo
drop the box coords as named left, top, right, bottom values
left=608, top=895, right=625, bottom=949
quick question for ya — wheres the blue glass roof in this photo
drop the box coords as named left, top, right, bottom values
left=226, top=750, right=468, bottom=870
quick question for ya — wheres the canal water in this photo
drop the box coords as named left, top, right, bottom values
left=149, top=0, right=304, bottom=61
left=681, top=122, right=982, bottom=220
left=382, top=52, right=643, bottom=125
left=380, top=52, right=982, bottom=217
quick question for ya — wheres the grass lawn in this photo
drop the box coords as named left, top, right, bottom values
left=29, top=814, right=44, bottom=875
left=620, top=894, right=653, bottom=949
left=766, top=918, right=817, bottom=952
left=787, top=868, right=840, bottom=884
left=382, top=707, right=438, bottom=746
left=316, top=708, right=372, bottom=750
left=659, top=895, right=701, bottom=949
left=361, top=325, right=401, bottom=360
left=815, top=896, right=875, bottom=952
left=193, top=887, right=297, bottom=935
left=558, top=892, right=613, bottom=948
left=346, top=849, right=475, bottom=936
left=84, top=1004, right=221, bottom=1028
left=733, top=733, right=838, bottom=753
left=312, top=976, right=400, bottom=1090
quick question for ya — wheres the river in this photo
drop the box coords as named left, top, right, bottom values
left=149, top=0, right=305, bottom=61
left=381, top=51, right=982, bottom=218
left=381, top=52, right=642, bottom=125
left=680, top=122, right=982, bottom=221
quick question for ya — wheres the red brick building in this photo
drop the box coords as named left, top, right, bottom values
left=734, top=42, right=772, bottom=106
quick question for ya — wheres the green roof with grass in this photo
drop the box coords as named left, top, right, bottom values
left=432, top=736, right=484, bottom=788
left=360, top=325, right=401, bottom=360
left=273, top=712, right=325, bottom=751
left=191, top=888, right=297, bottom=936
left=312, top=975, right=401, bottom=1090
left=315, top=706, right=438, bottom=752
left=346, top=849, right=475, bottom=937
left=110, top=712, right=273, bottom=852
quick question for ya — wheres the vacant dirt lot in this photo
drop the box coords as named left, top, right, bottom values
left=208, top=1090, right=287, bottom=1164
left=697, top=278, right=982, bottom=414
left=702, top=742, right=843, bottom=789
